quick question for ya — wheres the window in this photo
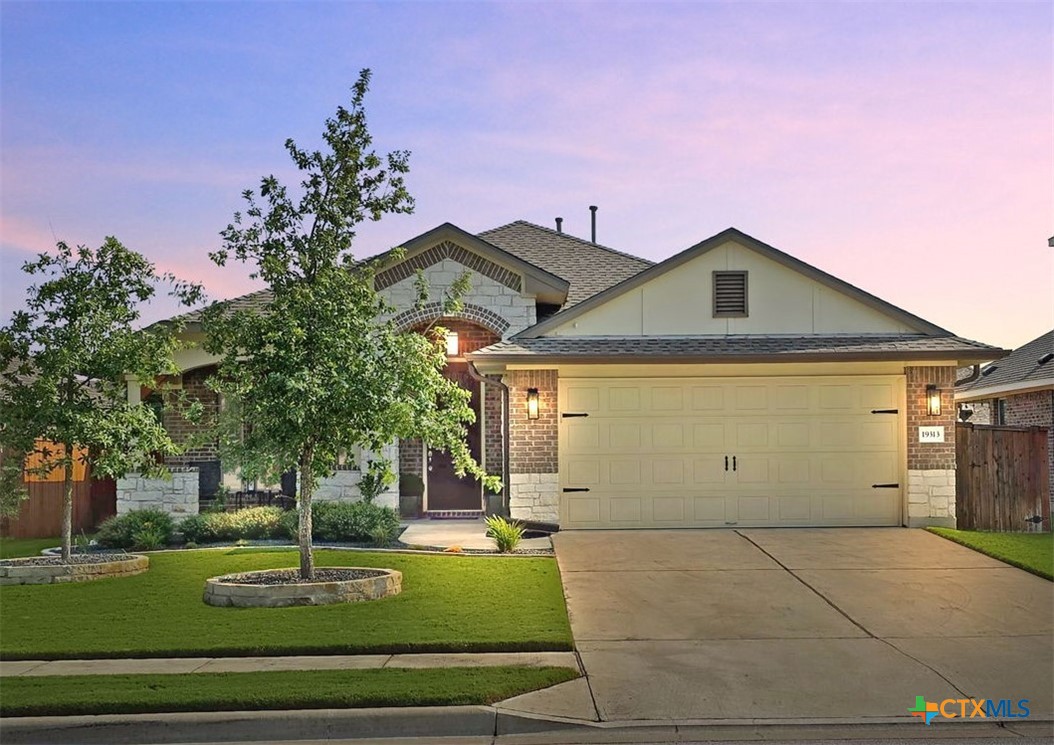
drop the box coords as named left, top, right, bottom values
left=995, top=398, right=1007, bottom=425
left=713, top=271, right=748, bottom=317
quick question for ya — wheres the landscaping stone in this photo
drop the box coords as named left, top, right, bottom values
left=203, top=567, right=401, bottom=607
left=0, top=554, right=148, bottom=585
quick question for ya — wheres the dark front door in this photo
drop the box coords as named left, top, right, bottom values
left=427, top=361, right=482, bottom=511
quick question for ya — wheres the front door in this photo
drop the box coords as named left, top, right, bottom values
left=427, top=361, right=483, bottom=510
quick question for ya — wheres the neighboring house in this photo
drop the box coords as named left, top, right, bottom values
left=955, top=329, right=1054, bottom=512
left=121, top=221, right=1004, bottom=529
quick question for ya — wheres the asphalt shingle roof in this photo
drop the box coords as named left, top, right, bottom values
left=958, top=329, right=1054, bottom=392
left=468, top=334, right=1003, bottom=362
left=478, top=221, right=652, bottom=307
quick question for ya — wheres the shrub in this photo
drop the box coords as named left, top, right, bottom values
left=314, top=501, right=400, bottom=543
left=178, top=507, right=286, bottom=544
left=485, top=515, right=524, bottom=553
left=96, top=510, right=175, bottom=550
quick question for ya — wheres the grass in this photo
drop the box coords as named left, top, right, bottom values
left=927, top=528, right=1053, bottom=580
left=0, top=666, right=579, bottom=717
left=0, top=548, right=573, bottom=659
left=0, top=536, right=60, bottom=559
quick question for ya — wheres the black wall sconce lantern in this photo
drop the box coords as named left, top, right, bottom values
left=926, top=384, right=942, bottom=416
left=526, top=388, right=540, bottom=420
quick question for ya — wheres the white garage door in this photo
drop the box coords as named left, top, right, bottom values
left=559, top=376, right=904, bottom=529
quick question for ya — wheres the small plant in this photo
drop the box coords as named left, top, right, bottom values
left=96, top=510, right=175, bottom=550
left=74, top=530, right=93, bottom=553
left=184, top=540, right=198, bottom=549
left=358, top=459, right=395, bottom=504
left=369, top=524, right=395, bottom=548
left=131, top=525, right=167, bottom=551
left=484, top=515, right=525, bottom=553
left=234, top=538, right=250, bottom=547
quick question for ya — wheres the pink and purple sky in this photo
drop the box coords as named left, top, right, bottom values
left=1, top=1, right=1050, bottom=349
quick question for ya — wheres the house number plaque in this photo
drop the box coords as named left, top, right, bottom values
left=918, top=426, right=945, bottom=443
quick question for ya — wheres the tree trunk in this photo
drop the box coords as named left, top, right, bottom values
left=61, top=443, right=73, bottom=563
left=298, top=445, right=315, bottom=580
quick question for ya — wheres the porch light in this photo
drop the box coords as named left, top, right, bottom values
left=445, top=331, right=459, bottom=357
left=526, top=388, right=540, bottom=420
left=926, top=384, right=942, bottom=416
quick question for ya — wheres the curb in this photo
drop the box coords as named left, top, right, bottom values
left=2, top=706, right=1050, bottom=744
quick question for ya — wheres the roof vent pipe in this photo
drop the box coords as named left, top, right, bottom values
left=555, top=217, right=563, bottom=233
left=589, top=205, right=598, bottom=243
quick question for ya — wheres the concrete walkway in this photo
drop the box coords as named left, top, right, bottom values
left=530, top=527, right=1053, bottom=724
left=0, top=651, right=580, bottom=677
left=399, top=518, right=553, bottom=552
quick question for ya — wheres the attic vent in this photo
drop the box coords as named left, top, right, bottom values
left=713, top=271, right=748, bottom=317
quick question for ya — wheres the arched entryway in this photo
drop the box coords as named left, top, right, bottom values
left=406, top=317, right=503, bottom=514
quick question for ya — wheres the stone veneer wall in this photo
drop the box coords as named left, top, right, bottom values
left=116, top=468, right=199, bottom=519
left=506, top=369, right=559, bottom=522
left=905, top=366, right=957, bottom=527
left=314, top=442, right=400, bottom=510
left=379, top=257, right=536, bottom=336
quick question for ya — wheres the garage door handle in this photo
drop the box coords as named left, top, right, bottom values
left=562, top=412, right=589, bottom=418
left=871, top=483, right=900, bottom=488
left=562, top=487, right=590, bottom=493
left=724, top=456, right=729, bottom=471
left=870, top=409, right=899, bottom=414
left=732, top=456, right=737, bottom=472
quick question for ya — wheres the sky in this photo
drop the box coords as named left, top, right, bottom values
left=1, top=1, right=1051, bottom=350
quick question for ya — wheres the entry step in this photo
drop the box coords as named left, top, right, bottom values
left=425, top=510, right=485, bottom=520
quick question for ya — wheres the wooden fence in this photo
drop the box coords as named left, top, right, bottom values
left=0, top=477, right=116, bottom=539
left=956, top=423, right=1050, bottom=532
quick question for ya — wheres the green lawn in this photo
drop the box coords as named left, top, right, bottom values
left=0, top=666, right=579, bottom=717
left=0, top=536, right=59, bottom=559
left=928, top=528, right=1053, bottom=580
left=0, top=548, right=573, bottom=659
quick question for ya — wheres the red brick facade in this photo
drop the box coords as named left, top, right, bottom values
left=1004, top=390, right=1054, bottom=504
left=161, top=365, right=220, bottom=467
left=403, top=319, right=504, bottom=487
left=906, top=365, right=957, bottom=470
left=506, top=369, right=558, bottom=474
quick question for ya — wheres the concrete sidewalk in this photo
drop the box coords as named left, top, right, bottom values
left=399, top=519, right=553, bottom=552
left=0, top=651, right=580, bottom=677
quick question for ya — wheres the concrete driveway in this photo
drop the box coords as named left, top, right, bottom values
left=519, top=528, right=1053, bottom=724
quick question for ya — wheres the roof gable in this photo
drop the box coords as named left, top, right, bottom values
left=376, top=223, right=569, bottom=304
left=517, top=228, right=951, bottom=339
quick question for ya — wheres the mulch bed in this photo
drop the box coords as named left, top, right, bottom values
left=217, top=568, right=388, bottom=585
left=0, top=553, right=133, bottom=567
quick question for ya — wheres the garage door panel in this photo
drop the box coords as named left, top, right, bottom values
left=559, top=376, right=903, bottom=528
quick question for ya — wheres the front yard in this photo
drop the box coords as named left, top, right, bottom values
left=0, top=547, right=573, bottom=659
left=927, top=528, right=1053, bottom=580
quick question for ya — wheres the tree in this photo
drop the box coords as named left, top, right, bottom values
left=204, top=69, right=498, bottom=580
left=0, top=238, right=202, bottom=561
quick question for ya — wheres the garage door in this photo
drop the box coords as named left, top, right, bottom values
left=559, top=376, right=904, bottom=528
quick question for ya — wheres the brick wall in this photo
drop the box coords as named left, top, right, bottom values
left=1004, top=389, right=1054, bottom=507
left=506, top=369, right=558, bottom=474
left=484, top=375, right=504, bottom=484
left=906, top=366, right=957, bottom=469
left=905, top=365, right=958, bottom=527
left=162, top=366, right=220, bottom=466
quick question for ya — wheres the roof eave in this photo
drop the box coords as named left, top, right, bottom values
left=956, top=378, right=1054, bottom=401
left=467, top=349, right=1004, bottom=366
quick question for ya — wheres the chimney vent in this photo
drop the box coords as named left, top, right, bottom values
left=555, top=217, right=563, bottom=233
left=589, top=205, right=598, bottom=243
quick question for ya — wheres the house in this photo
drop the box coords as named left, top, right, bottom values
left=955, top=329, right=1054, bottom=512
left=119, top=221, right=1005, bottom=529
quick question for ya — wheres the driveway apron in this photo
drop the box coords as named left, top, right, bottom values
left=548, top=528, right=1053, bottom=723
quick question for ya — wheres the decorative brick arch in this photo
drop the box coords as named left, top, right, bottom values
left=392, top=302, right=510, bottom=337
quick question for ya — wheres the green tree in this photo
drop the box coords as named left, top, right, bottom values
left=204, top=69, right=497, bottom=580
left=0, top=238, right=202, bottom=561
